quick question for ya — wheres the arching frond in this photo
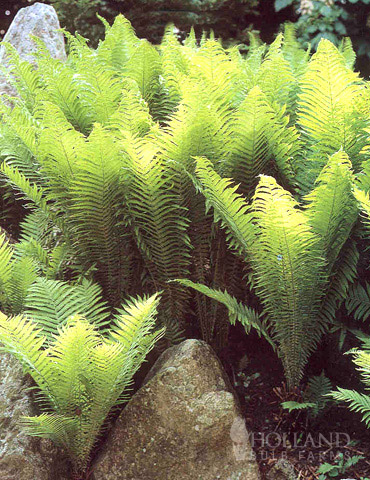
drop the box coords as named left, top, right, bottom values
left=24, top=277, right=109, bottom=339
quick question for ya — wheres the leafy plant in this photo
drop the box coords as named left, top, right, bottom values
left=331, top=338, right=370, bottom=428
left=282, top=372, right=333, bottom=417
left=178, top=151, right=359, bottom=387
left=0, top=16, right=367, bottom=355
left=317, top=453, right=364, bottom=479
left=0, top=293, right=163, bottom=476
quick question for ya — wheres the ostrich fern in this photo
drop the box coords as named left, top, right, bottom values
left=0, top=293, right=163, bottom=476
left=0, top=15, right=368, bottom=347
left=331, top=340, right=370, bottom=428
left=179, top=152, right=358, bottom=387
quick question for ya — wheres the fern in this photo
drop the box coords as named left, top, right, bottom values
left=187, top=154, right=357, bottom=387
left=0, top=293, right=163, bottom=475
left=175, top=278, right=273, bottom=347
left=0, top=15, right=367, bottom=350
left=331, top=343, right=370, bottom=428
left=24, top=278, right=109, bottom=340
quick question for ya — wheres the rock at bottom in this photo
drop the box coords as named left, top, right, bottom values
left=93, top=339, right=261, bottom=480
left=0, top=353, right=69, bottom=480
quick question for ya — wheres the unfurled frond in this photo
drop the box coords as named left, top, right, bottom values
left=124, top=139, right=191, bottom=324
left=96, top=15, right=139, bottom=72
left=222, top=86, right=300, bottom=195
left=304, top=151, right=358, bottom=270
left=123, top=40, right=161, bottom=106
left=21, top=414, right=77, bottom=447
left=176, top=279, right=273, bottom=346
left=0, top=313, right=50, bottom=388
left=339, top=37, right=356, bottom=70
left=346, top=282, right=370, bottom=322
left=187, top=40, right=246, bottom=108
left=36, top=102, right=85, bottom=194
left=36, top=54, right=93, bottom=134
left=331, top=340, right=370, bottom=428
left=297, top=39, right=367, bottom=189
left=320, top=236, right=359, bottom=325
left=0, top=42, right=43, bottom=109
left=332, top=387, right=370, bottom=427
left=110, top=293, right=161, bottom=349
left=24, top=278, right=109, bottom=338
left=221, top=87, right=276, bottom=194
left=68, top=125, right=128, bottom=305
left=0, top=233, right=38, bottom=314
left=0, top=233, right=14, bottom=294
left=6, top=256, right=38, bottom=314
left=282, top=24, right=309, bottom=80
left=193, top=157, right=255, bottom=257
left=257, top=34, right=295, bottom=111
left=105, top=82, right=153, bottom=138
left=251, top=176, right=326, bottom=387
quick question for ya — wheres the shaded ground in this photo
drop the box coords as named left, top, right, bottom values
left=220, top=329, right=370, bottom=479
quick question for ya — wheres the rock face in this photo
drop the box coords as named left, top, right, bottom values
left=0, top=354, right=70, bottom=480
left=93, top=339, right=261, bottom=480
left=0, top=2, right=66, bottom=96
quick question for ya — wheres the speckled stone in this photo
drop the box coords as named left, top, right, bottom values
left=0, top=353, right=70, bottom=480
left=93, top=339, right=261, bottom=480
left=0, top=2, right=66, bottom=97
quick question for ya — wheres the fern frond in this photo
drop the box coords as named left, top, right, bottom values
left=125, top=139, right=191, bottom=323
left=251, top=175, right=326, bottom=387
left=193, top=157, right=256, bottom=258
left=24, top=278, right=109, bottom=338
left=346, top=282, right=370, bottom=322
left=176, top=279, right=273, bottom=346
left=304, top=151, right=358, bottom=270
left=68, top=125, right=128, bottom=305
left=331, top=387, right=370, bottom=427
left=297, top=39, right=367, bottom=189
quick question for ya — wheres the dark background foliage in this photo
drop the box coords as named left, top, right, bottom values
left=0, top=1, right=369, bottom=72
left=1, top=0, right=287, bottom=45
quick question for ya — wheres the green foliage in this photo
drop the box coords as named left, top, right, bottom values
left=317, top=453, right=364, bottom=479
left=331, top=337, right=370, bottom=428
left=0, top=293, right=163, bottom=475
left=0, top=16, right=368, bottom=374
left=282, top=372, right=332, bottom=417
left=274, top=1, right=370, bottom=69
left=182, top=151, right=358, bottom=387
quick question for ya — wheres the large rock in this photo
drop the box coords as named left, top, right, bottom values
left=0, top=353, right=70, bottom=480
left=93, top=339, right=261, bottom=480
left=0, top=2, right=66, bottom=97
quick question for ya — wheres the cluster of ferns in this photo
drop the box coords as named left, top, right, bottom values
left=1, top=16, right=370, bottom=474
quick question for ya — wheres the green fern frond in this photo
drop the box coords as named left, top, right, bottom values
left=346, top=282, right=370, bottom=322
left=304, top=151, right=358, bottom=270
left=193, top=157, right=255, bottom=258
left=331, top=387, right=370, bottom=427
left=124, top=139, right=191, bottom=323
left=24, top=278, right=109, bottom=339
left=297, top=39, right=367, bottom=189
left=175, top=278, right=273, bottom=346
left=67, top=125, right=128, bottom=304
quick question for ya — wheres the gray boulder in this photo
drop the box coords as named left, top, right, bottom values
left=0, top=353, right=70, bottom=480
left=93, top=339, right=261, bottom=480
left=0, top=2, right=66, bottom=97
